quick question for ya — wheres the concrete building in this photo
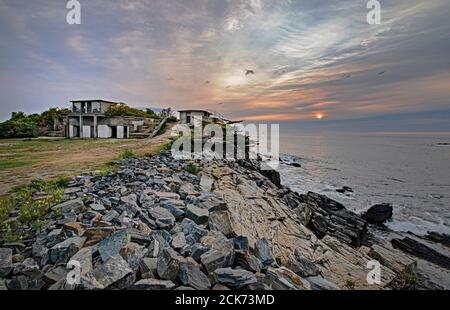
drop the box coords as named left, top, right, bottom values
left=66, top=100, right=158, bottom=139
left=179, top=110, right=212, bottom=127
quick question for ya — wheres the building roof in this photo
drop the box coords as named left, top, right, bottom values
left=70, top=99, right=121, bottom=105
left=178, top=109, right=212, bottom=114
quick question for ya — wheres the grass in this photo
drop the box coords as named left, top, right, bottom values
left=0, top=130, right=174, bottom=195
left=185, top=162, right=201, bottom=175
left=345, top=279, right=356, bottom=290
left=118, top=148, right=136, bottom=160
left=0, top=178, right=66, bottom=242
left=399, top=269, right=421, bottom=287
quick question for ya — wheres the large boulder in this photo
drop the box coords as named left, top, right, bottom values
left=200, top=232, right=235, bottom=273
left=363, top=203, right=393, bottom=225
left=0, top=248, right=13, bottom=277
left=185, top=205, right=209, bottom=225
left=81, top=255, right=134, bottom=290
left=299, top=192, right=368, bottom=247
left=148, top=207, right=176, bottom=229
left=157, top=248, right=184, bottom=281
left=97, top=230, right=130, bottom=263
left=178, top=260, right=211, bottom=290
left=49, top=237, right=86, bottom=264
left=213, top=268, right=257, bottom=289
left=254, top=238, right=278, bottom=269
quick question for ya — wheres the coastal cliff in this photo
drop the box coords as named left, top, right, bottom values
left=0, top=152, right=448, bottom=290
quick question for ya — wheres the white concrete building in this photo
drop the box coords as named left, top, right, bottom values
left=179, top=110, right=212, bottom=127
left=66, top=100, right=158, bottom=139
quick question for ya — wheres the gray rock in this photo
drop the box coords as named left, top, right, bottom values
left=155, top=192, right=181, bottom=201
left=186, top=204, right=209, bottom=225
left=82, top=255, right=134, bottom=290
left=139, top=258, right=158, bottom=279
left=171, top=232, right=187, bottom=250
left=160, top=199, right=185, bottom=220
left=148, top=207, right=176, bottom=229
left=52, top=198, right=84, bottom=213
left=70, top=247, right=93, bottom=275
left=190, top=244, right=210, bottom=262
left=201, top=249, right=234, bottom=273
left=6, top=275, right=45, bottom=290
left=287, top=250, right=320, bottom=278
left=44, top=266, right=69, bottom=283
left=178, top=261, right=211, bottom=290
left=235, top=252, right=262, bottom=273
left=132, top=279, right=176, bottom=290
left=264, top=267, right=311, bottom=290
left=0, top=278, right=6, bottom=290
left=200, top=174, right=214, bottom=192
left=175, top=286, right=196, bottom=290
left=13, top=258, right=40, bottom=277
left=180, top=219, right=208, bottom=243
left=306, top=276, right=341, bottom=290
left=49, top=237, right=86, bottom=264
left=90, top=203, right=106, bottom=212
left=157, top=248, right=184, bottom=281
left=363, top=203, right=393, bottom=225
left=0, top=248, right=13, bottom=277
left=98, top=230, right=130, bottom=263
left=179, top=183, right=199, bottom=198
left=200, top=232, right=235, bottom=273
left=254, top=238, right=278, bottom=269
left=233, top=236, right=249, bottom=252
left=198, top=193, right=227, bottom=212
left=148, top=239, right=162, bottom=258
left=102, top=210, right=120, bottom=222
left=32, top=242, right=48, bottom=266
left=209, top=211, right=234, bottom=237
left=213, top=268, right=257, bottom=289
left=121, top=242, right=148, bottom=272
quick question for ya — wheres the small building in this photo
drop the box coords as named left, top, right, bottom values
left=66, top=100, right=158, bottom=139
left=179, top=110, right=212, bottom=126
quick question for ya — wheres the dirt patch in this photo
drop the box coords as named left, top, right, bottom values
left=0, top=126, right=174, bottom=195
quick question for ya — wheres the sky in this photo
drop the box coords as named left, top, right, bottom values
left=0, top=0, right=449, bottom=131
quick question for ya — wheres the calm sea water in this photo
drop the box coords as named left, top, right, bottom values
left=277, top=131, right=450, bottom=235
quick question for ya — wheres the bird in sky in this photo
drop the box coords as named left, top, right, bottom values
left=343, top=74, right=352, bottom=79
left=218, top=102, right=224, bottom=105
left=245, top=69, right=255, bottom=76
left=205, top=80, right=210, bottom=84
left=378, top=71, right=386, bottom=76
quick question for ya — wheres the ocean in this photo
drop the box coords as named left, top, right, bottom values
left=277, top=130, right=450, bottom=236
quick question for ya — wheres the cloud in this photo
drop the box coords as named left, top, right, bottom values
left=0, top=0, right=449, bottom=131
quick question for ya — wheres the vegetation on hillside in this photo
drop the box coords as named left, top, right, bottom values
left=105, top=104, right=161, bottom=119
left=0, top=108, right=71, bottom=139
left=0, top=178, right=67, bottom=242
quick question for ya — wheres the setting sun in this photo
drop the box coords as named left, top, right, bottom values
left=316, top=113, right=324, bottom=120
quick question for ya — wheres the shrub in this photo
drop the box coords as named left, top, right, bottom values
left=119, top=148, right=136, bottom=160
left=55, top=176, right=70, bottom=188
left=345, top=279, right=356, bottom=290
left=185, top=162, right=200, bottom=175
left=1, top=179, right=64, bottom=242
left=105, top=104, right=160, bottom=119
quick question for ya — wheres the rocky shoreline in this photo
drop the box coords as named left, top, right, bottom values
left=1, top=152, right=449, bottom=290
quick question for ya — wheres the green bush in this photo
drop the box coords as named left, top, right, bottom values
left=119, top=148, right=136, bottom=159
left=55, top=176, right=70, bottom=188
left=1, top=178, right=64, bottom=242
left=185, top=162, right=201, bottom=175
left=0, top=108, right=71, bottom=139
left=105, top=104, right=160, bottom=119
